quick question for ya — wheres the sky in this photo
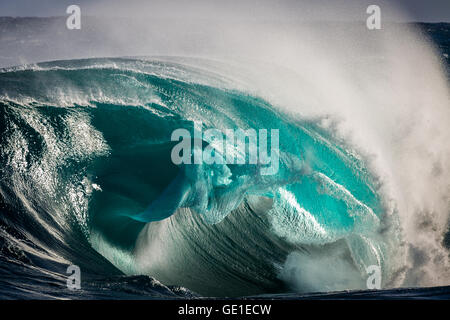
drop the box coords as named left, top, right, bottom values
left=0, top=0, right=449, bottom=22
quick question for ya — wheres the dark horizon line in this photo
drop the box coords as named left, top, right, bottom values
left=0, top=15, right=449, bottom=24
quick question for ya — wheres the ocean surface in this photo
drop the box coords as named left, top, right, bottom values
left=0, top=21, right=449, bottom=299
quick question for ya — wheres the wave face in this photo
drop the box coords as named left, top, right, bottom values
left=0, top=50, right=448, bottom=297
left=0, top=57, right=400, bottom=297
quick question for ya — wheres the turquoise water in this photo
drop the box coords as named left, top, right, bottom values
left=0, top=57, right=398, bottom=296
